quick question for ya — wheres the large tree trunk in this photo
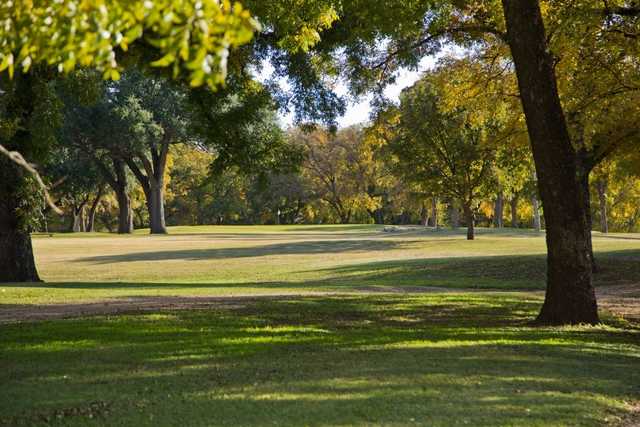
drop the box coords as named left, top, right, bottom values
left=494, top=190, right=504, bottom=228
left=0, top=160, right=41, bottom=283
left=125, top=146, right=169, bottom=235
left=148, top=180, right=167, bottom=234
left=531, top=194, right=542, bottom=232
left=597, top=179, right=608, bottom=234
left=115, top=190, right=134, bottom=234
left=502, top=0, right=598, bottom=324
left=510, top=194, right=519, bottom=228
left=0, top=73, right=44, bottom=283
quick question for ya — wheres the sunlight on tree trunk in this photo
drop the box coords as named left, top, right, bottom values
left=502, top=0, right=598, bottom=325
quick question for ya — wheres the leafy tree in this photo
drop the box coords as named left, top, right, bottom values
left=388, top=76, right=498, bottom=240
left=296, top=0, right=640, bottom=324
left=165, top=144, right=214, bottom=226
left=43, top=144, right=105, bottom=232
left=60, top=81, right=141, bottom=234
left=109, top=72, right=190, bottom=234
left=0, top=1, right=258, bottom=282
left=294, top=127, right=381, bottom=224
left=246, top=173, right=310, bottom=225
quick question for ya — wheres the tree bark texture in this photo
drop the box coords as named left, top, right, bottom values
left=0, top=159, right=41, bottom=282
left=502, top=0, right=598, bottom=324
left=0, top=73, right=42, bottom=283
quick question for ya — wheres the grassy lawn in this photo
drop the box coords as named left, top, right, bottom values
left=2, top=225, right=638, bottom=305
left=2, top=295, right=639, bottom=426
left=1, top=226, right=640, bottom=426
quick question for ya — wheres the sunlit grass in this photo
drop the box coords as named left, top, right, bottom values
left=1, top=295, right=638, bottom=426
left=2, top=226, right=640, bottom=425
left=5, top=226, right=639, bottom=305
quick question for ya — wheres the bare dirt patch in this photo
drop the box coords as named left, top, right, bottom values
left=0, top=288, right=462, bottom=323
left=597, top=284, right=640, bottom=324
left=0, top=293, right=327, bottom=324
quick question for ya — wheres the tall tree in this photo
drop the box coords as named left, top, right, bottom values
left=295, top=127, right=381, bottom=224
left=301, top=0, right=640, bottom=324
left=0, top=71, right=61, bottom=282
left=387, top=76, right=497, bottom=240
left=110, top=72, right=190, bottom=234
left=0, top=1, right=257, bottom=282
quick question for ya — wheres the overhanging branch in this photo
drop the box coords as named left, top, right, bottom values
left=0, top=143, right=63, bottom=214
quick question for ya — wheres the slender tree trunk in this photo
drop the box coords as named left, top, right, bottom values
left=448, top=200, right=459, bottom=229
left=375, top=209, right=384, bottom=225
left=494, top=190, right=504, bottom=228
left=369, top=208, right=384, bottom=224
left=94, top=157, right=134, bottom=234
left=86, top=188, right=103, bottom=232
left=431, top=197, right=438, bottom=228
left=113, top=160, right=133, bottom=234
left=420, top=203, right=428, bottom=226
left=502, top=0, right=598, bottom=324
left=531, top=194, right=541, bottom=232
left=463, top=203, right=475, bottom=240
left=597, top=180, right=608, bottom=234
left=71, top=205, right=86, bottom=233
left=0, top=160, right=41, bottom=282
left=510, top=194, right=519, bottom=228
left=125, top=149, right=169, bottom=234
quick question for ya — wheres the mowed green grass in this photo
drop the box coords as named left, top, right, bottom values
left=3, top=225, right=640, bottom=304
left=1, top=226, right=640, bottom=426
left=1, top=295, right=639, bottom=426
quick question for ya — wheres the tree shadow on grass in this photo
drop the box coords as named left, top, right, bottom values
left=302, top=248, right=640, bottom=291
left=4, top=249, right=639, bottom=296
left=72, top=239, right=410, bottom=264
left=1, top=296, right=638, bottom=425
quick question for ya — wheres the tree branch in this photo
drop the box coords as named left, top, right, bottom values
left=0, top=143, right=63, bottom=214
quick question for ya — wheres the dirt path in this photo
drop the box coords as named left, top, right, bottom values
left=596, top=284, right=640, bottom=324
left=0, top=287, right=465, bottom=323
left=1, top=285, right=638, bottom=324
left=0, top=293, right=330, bottom=324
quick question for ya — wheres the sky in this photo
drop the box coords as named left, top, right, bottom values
left=258, top=56, right=440, bottom=129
